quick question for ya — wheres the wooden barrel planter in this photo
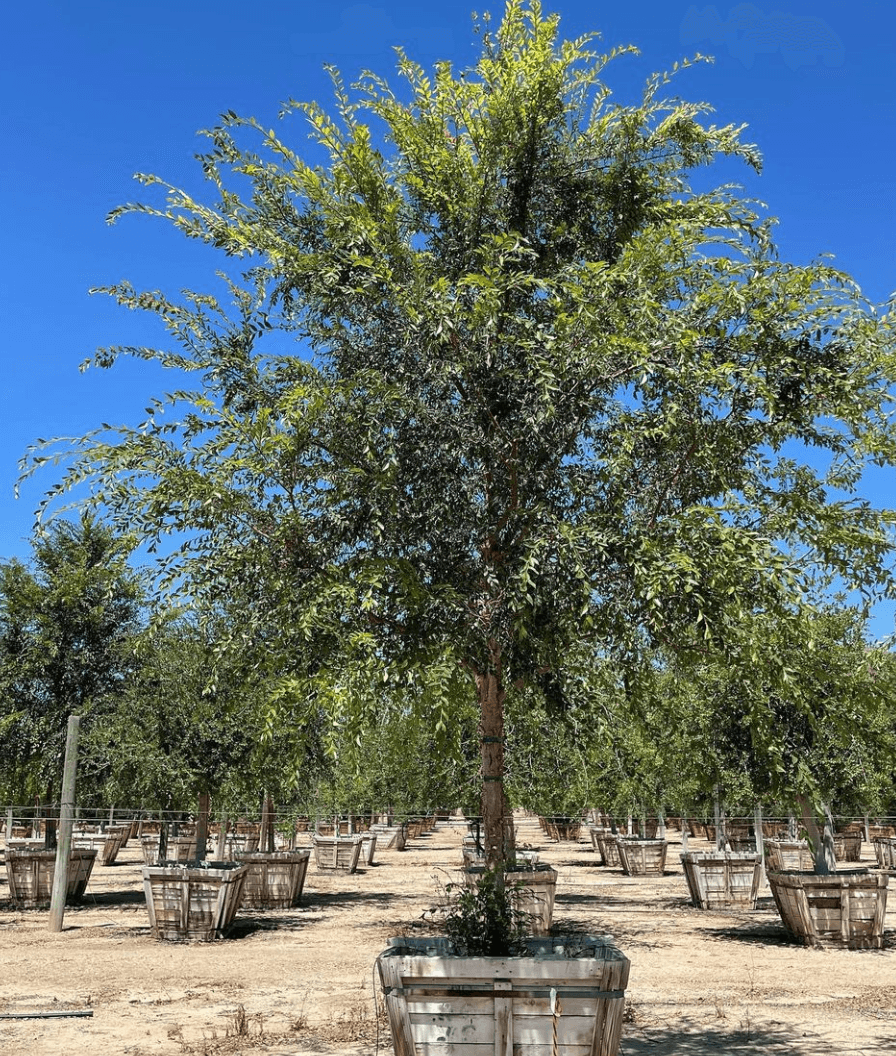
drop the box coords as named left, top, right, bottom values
left=767, top=869, right=889, bottom=950
left=765, top=839, right=814, bottom=872
left=832, top=832, right=862, bottom=863
left=872, top=837, right=896, bottom=871
left=311, top=834, right=363, bottom=873
left=617, top=838, right=667, bottom=876
left=142, top=860, right=248, bottom=941
left=377, top=935, right=630, bottom=1056
left=5, top=848, right=97, bottom=907
left=140, top=835, right=199, bottom=866
left=234, top=849, right=310, bottom=909
left=680, top=851, right=762, bottom=910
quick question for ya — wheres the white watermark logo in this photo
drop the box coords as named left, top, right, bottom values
left=680, top=5, right=845, bottom=69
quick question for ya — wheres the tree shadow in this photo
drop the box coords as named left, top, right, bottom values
left=77, top=888, right=147, bottom=907
left=300, top=888, right=410, bottom=910
left=620, top=1019, right=896, bottom=1054
left=697, top=918, right=896, bottom=951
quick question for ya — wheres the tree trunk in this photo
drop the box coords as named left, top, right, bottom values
left=476, top=661, right=513, bottom=872
left=195, top=792, right=210, bottom=861
left=797, top=794, right=834, bottom=875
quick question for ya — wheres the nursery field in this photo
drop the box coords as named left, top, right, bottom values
left=1, top=814, right=894, bottom=1056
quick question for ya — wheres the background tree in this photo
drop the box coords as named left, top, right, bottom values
left=0, top=516, right=143, bottom=803
left=23, top=0, right=896, bottom=871
left=687, top=607, right=896, bottom=870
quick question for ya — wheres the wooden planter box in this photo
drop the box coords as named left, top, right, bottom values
left=727, top=835, right=757, bottom=853
left=832, top=832, right=862, bottom=863
left=617, top=838, right=667, bottom=876
left=681, top=851, right=762, bottom=910
left=765, top=839, right=814, bottom=872
left=377, top=936, right=630, bottom=1056
left=872, top=837, right=896, bottom=871
left=463, top=863, right=558, bottom=937
left=234, top=850, right=310, bottom=908
left=140, top=835, right=199, bottom=865
left=142, top=861, right=248, bottom=941
left=73, top=825, right=128, bottom=866
left=311, top=835, right=363, bottom=872
left=869, top=823, right=896, bottom=839
left=5, top=848, right=97, bottom=907
left=545, top=817, right=581, bottom=842
left=371, top=823, right=407, bottom=851
left=590, top=830, right=620, bottom=868
left=220, top=832, right=260, bottom=860
left=686, top=819, right=708, bottom=839
left=767, top=869, right=888, bottom=950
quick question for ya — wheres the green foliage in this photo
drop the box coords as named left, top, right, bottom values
left=19, top=1, right=896, bottom=821
left=0, top=516, right=143, bottom=800
left=443, top=867, right=530, bottom=957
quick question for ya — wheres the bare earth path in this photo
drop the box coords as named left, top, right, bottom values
left=1, top=815, right=895, bottom=1055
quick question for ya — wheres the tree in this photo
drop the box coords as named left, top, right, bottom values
left=23, top=1, right=896, bottom=871
left=686, top=607, right=896, bottom=871
left=0, top=516, right=143, bottom=802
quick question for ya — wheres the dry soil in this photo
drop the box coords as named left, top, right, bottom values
left=1, top=815, right=895, bottom=1055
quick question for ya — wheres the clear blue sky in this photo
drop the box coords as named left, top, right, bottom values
left=2, top=1, right=894, bottom=632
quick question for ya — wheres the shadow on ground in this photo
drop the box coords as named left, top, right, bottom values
left=621, top=1020, right=896, bottom=1054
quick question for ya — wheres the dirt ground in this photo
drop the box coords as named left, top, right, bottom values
left=1, top=815, right=895, bottom=1056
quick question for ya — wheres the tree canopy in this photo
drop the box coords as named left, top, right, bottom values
left=0, top=516, right=143, bottom=801
left=22, top=0, right=896, bottom=864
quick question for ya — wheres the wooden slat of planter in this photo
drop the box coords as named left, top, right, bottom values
left=410, top=996, right=614, bottom=1018
left=404, top=1045, right=592, bottom=1056
left=407, top=1011, right=601, bottom=1047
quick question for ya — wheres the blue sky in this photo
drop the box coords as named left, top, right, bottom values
left=2, top=1, right=894, bottom=632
